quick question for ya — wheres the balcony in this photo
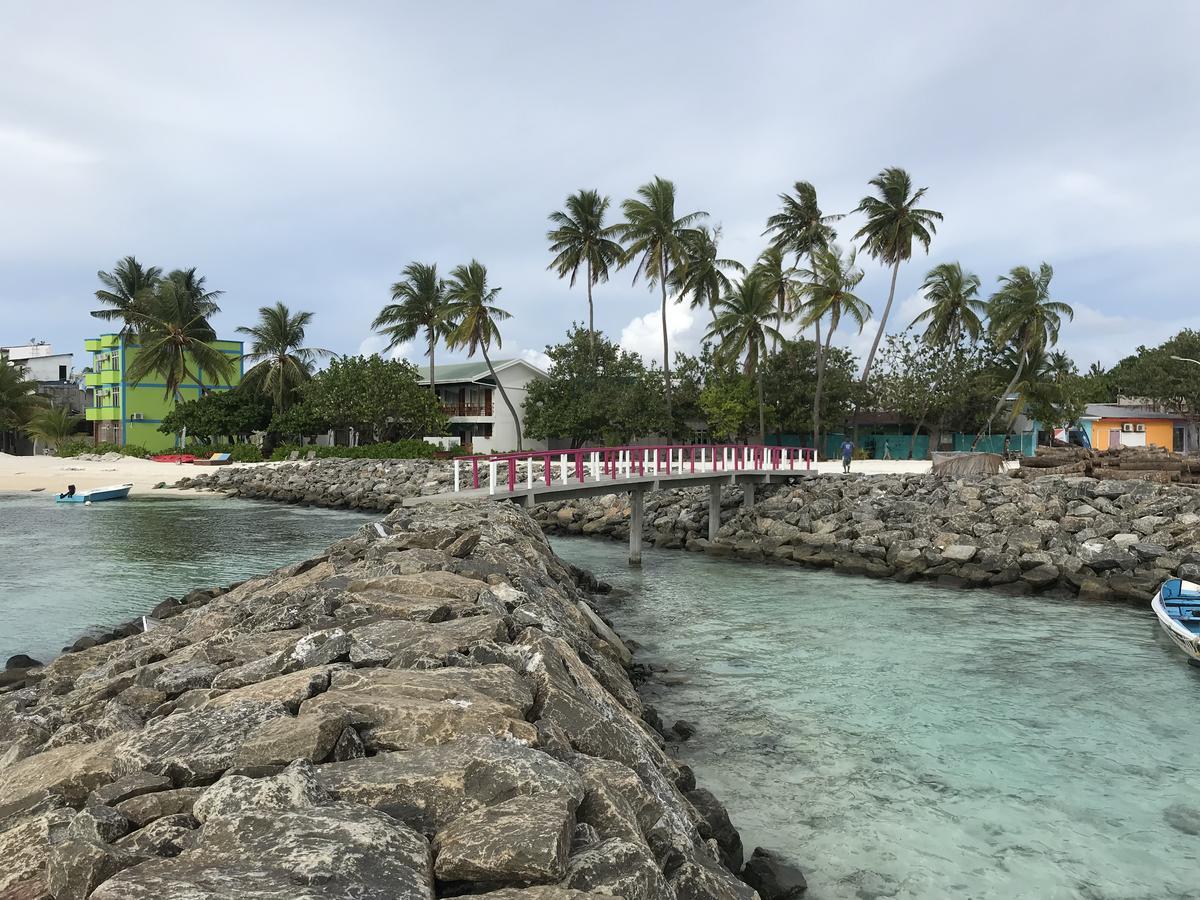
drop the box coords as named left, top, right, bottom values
left=84, top=369, right=120, bottom=387
left=441, top=403, right=492, bottom=418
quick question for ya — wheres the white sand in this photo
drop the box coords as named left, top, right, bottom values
left=0, top=452, right=265, bottom=498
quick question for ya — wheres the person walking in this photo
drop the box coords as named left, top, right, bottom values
left=840, top=438, right=855, bottom=474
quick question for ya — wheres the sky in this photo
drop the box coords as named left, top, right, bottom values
left=2, top=1, right=1198, bottom=375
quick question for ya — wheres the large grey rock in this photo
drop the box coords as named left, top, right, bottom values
left=740, top=846, right=807, bottom=899
left=114, top=813, right=197, bottom=857
left=432, top=791, right=576, bottom=883
left=317, top=737, right=583, bottom=835
left=564, top=837, right=673, bottom=900
left=687, top=788, right=744, bottom=872
left=669, top=851, right=759, bottom=900
left=193, top=761, right=331, bottom=822
left=88, top=773, right=173, bottom=809
left=300, top=665, right=535, bottom=752
left=116, top=788, right=203, bottom=828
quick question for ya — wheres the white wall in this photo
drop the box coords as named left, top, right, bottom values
left=471, top=363, right=547, bottom=454
left=2, top=347, right=72, bottom=382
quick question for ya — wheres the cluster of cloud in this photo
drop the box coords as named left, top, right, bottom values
left=1, top=3, right=1197, bottom=376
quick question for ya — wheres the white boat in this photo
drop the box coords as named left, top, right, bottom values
left=54, top=483, right=133, bottom=504
left=1151, top=579, right=1200, bottom=662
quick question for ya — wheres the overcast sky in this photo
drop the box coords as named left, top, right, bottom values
left=2, top=2, right=1197, bottom=374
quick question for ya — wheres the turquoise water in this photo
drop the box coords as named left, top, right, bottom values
left=552, top=538, right=1200, bottom=900
left=0, top=493, right=373, bottom=663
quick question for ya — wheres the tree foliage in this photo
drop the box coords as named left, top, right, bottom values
left=523, top=326, right=667, bottom=447
left=238, top=301, right=332, bottom=414
left=159, top=388, right=273, bottom=442
left=273, top=355, right=445, bottom=442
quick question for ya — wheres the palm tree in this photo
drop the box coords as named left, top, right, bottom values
left=126, top=276, right=233, bottom=402
left=763, top=181, right=841, bottom=342
left=238, top=302, right=334, bottom=414
left=910, top=262, right=985, bottom=345
left=616, top=177, right=708, bottom=425
left=751, top=246, right=797, bottom=351
left=24, top=405, right=81, bottom=453
left=705, top=274, right=783, bottom=441
left=0, top=358, right=42, bottom=454
left=546, top=190, right=625, bottom=357
left=853, top=167, right=943, bottom=384
left=673, top=225, right=744, bottom=323
left=796, top=246, right=871, bottom=456
left=444, top=260, right=522, bottom=450
left=972, top=263, right=1073, bottom=449
left=904, top=262, right=985, bottom=457
left=92, top=256, right=162, bottom=335
left=373, top=262, right=453, bottom=396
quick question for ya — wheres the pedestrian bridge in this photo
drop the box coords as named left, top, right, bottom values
left=406, top=443, right=816, bottom=564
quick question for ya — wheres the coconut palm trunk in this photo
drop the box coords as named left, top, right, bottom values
left=660, top=245, right=673, bottom=430
left=481, top=342, right=522, bottom=451
left=973, top=351, right=1026, bottom=451
left=861, top=258, right=900, bottom=385
left=811, top=318, right=825, bottom=459
left=427, top=326, right=438, bottom=397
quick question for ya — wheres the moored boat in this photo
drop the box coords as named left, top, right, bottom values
left=1151, top=578, right=1200, bottom=662
left=54, top=483, right=134, bottom=504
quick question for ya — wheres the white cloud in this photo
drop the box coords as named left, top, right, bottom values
left=518, top=348, right=552, bottom=371
left=619, top=301, right=700, bottom=366
left=1058, top=303, right=1200, bottom=368
left=356, top=334, right=411, bottom=361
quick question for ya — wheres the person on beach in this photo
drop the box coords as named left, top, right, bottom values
left=840, top=440, right=854, bottom=474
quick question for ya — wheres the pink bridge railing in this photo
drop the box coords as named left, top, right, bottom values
left=452, top=443, right=816, bottom=494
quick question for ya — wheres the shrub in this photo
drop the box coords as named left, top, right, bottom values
left=55, top=440, right=149, bottom=459
left=229, top=444, right=263, bottom=463
left=269, top=440, right=439, bottom=462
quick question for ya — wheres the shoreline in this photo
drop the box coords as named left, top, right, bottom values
left=0, top=453, right=288, bottom=499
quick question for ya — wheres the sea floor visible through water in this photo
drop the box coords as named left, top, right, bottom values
left=552, top=536, right=1200, bottom=900
left=0, top=492, right=374, bottom=663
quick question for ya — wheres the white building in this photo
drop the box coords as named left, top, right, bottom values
left=1, top=342, right=74, bottom=383
left=420, top=359, right=548, bottom=454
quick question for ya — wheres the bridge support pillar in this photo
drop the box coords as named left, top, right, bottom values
left=709, top=483, right=722, bottom=541
left=743, top=480, right=755, bottom=509
left=629, top=488, right=644, bottom=566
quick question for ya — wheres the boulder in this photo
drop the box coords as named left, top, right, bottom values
left=115, top=788, right=203, bottom=828
left=565, top=837, right=674, bottom=900
left=687, top=788, right=744, bottom=872
left=114, top=813, right=197, bottom=857
left=741, top=847, right=807, bottom=899
left=433, top=791, right=577, bottom=883
left=300, top=665, right=535, bottom=752
left=87, top=773, right=173, bottom=809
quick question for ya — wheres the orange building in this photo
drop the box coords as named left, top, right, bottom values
left=1083, top=404, right=1188, bottom=452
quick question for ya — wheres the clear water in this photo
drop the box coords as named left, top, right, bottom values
left=552, top=537, right=1200, bottom=900
left=0, top=493, right=374, bottom=663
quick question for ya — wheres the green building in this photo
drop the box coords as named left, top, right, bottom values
left=84, top=334, right=243, bottom=452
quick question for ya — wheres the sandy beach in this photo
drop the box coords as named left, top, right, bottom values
left=0, top=452, right=262, bottom=498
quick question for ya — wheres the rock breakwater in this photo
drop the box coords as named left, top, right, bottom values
left=175, top=458, right=455, bottom=509
left=534, top=473, right=1200, bottom=604
left=0, top=502, right=769, bottom=900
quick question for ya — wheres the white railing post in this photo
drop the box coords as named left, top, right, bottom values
left=527, top=456, right=534, bottom=490
left=454, top=459, right=461, bottom=492
left=590, top=451, right=599, bottom=480
left=488, top=461, right=497, bottom=495
left=560, top=453, right=568, bottom=485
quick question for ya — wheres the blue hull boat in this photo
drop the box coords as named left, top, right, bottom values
left=55, top=483, right=133, bottom=504
left=1152, top=579, right=1200, bottom=662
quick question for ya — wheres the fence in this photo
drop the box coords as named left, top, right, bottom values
left=453, top=443, right=816, bottom=494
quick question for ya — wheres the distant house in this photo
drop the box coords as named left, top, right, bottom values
left=84, top=333, right=243, bottom=451
left=1, top=342, right=84, bottom=453
left=1081, top=402, right=1193, bottom=452
left=420, top=359, right=547, bottom=454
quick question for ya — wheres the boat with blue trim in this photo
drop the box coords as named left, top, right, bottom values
left=55, top=483, right=134, bottom=504
left=1152, top=578, right=1200, bottom=662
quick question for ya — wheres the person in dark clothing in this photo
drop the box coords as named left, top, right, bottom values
left=59, top=484, right=76, bottom=499
left=840, top=440, right=854, bottom=474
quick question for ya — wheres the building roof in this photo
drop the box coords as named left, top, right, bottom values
left=1083, top=403, right=1183, bottom=421
left=418, top=358, right=547, bottom=384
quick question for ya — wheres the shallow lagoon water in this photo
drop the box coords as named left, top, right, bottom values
left=0, top=492, right=373, bottom=662
left=552, top=536, right=1200, bottom=900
